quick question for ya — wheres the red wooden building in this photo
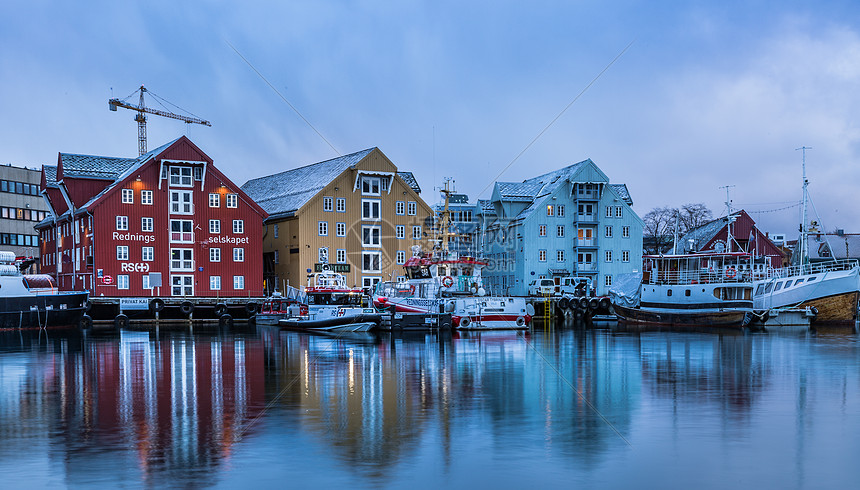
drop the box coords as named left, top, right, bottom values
left=36, top=136, right=267, bottom=299
left=675, top=210, right=785, bottom=268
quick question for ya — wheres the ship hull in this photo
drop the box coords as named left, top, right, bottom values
left=0, top=292, right=89, bottom=329
left=613, top=303, right=750, bottom=328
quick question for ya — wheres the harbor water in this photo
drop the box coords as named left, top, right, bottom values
left=1, top=321, right=859, bottom=488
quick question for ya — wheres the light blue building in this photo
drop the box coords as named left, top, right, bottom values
left=479, top=159, right=643, bottom=296
left=432, top=192, right=480, bottom=257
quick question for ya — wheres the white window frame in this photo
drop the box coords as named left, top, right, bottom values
left=323, top=196, right=333, bottom=212
left=209, top=193, right=220, bottom=208
left=606, top=206, right=613, bottom=218
left=362, top=199, right=381, bottom=220
left=232, top=219, right=244, bottom=234
left=142, top=246, right=154, bottom=262
left=557, top=205, right=565, bottom=217
left=171, top=274, right=194, bottom=296
left=556, top=250, right=565, bottom=262
left=362, top=225, right=381, bottom=247
left=210, top=276, right=221, bottom=291
left=361, top=176, right=381, bottom=196
left=605, top=275, right=613, bottom=287
left=121, top=189, right=133, bottom=204
left=116, top=216, right=128, bottom=231
left=615, top=206, right=623, bottom=218
left=274, top=224, right=279, bottom=238
left=117, top=274, right=129, bottom=290
left=170, top=190, right=193, bottom=215
left=362, top=251, right=381, bottom=272
left=210, top=248, right=221, bottom=262
left=209, top=219, right=221, bottom=234
left=539, top=225, right=546, bottom=237
left=233, top=275, right=245, bottom=290
left=170, top=248, right=194, bottom=271
left=141, top=217, right=153, bottom=232
left=396, top=225, right=405, bottom=239
left=142, top=275, right=151, bottom=290
left=605, top=250, right=613, bottom=262
left=170, top=219, right=194, bottom=243
left=141, top=190, right=153, bottom=205
left=557, top=225, right=564, bottom=238
left=396, top=250, right=406, bottom=264
left=336, top=222, right=346, bottom=237
left=169, top=166, right=194, bottom=187
left=336, top=198, right=346, bottom=212
left=226, top=194, right=238, bottom=208
left=605, top=225, right=613, bottom=238
left=336, top=249, right=347, bottom=263
left=622, top=226, right=630, bottom=238
left=233, top=248, right=245, bottom=262
left=117, top=246, right=129, bottom=261
left=396, top=201, right=405, bottom=215
left=622, top=250, right=630, bottom=262
left=407, top=201, right=417, bottom=216
left=412, top=226, right=422, bottom=240
left=539, top=250, right=547, bottom=262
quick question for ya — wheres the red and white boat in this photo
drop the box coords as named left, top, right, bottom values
left=256, top=266, right=366, bottom=326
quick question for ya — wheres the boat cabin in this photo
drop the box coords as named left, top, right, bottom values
left=304, top=267, right=364, bottom=306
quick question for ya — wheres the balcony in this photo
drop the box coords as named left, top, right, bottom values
left=575, top=238, right=598, bottom=248
left=574, top=213, right=597, bottom=223
left=577, top=262, right=596, bottom=272
left=574, top=190, right=600, bottom=201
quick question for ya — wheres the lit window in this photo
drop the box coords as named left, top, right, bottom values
left=121, top=189, right=133, bottom=204
left=233, top=248, right=244, bottom=262
left=209, top=193, right=220, bottom=207
left=547, top=205, right=554, bottom=216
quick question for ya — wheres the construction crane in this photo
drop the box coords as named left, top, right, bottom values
left=109, top=85, right=211, bottom=156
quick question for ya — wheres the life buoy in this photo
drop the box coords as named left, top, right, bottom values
left=516, top=316, right=526, bottom=327
left=725, top=267, right=737, bottom=279
left=442, top=276, right=454, bottom=288
left=460, top=316, right=471, bottom=327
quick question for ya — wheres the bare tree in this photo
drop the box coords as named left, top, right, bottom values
left=642, top=203, right=713, bottom=254
left=678, top=203, right=713, bottom=235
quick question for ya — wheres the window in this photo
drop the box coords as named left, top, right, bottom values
left=233, top=276, right=245, bottom=290
left=118, top=275, right=129, bottom=290
left=622, top=250, right=630, bottom=262
left=142, top=275, right=151, bottom=290
left=622, top=226, right=630, bottom=238
left=407, top=201, right=417, bottom=215
left=539, top=250, right=547, bottom=262
left=319, top=247, right=329, bottom=263
left=141, top=190, right=153, bottom=205
left=193, top=167, right=203, bottom=181
left=170, top=220, right=193, bottom=242
left=210, top=248, right=221, bottom=262
left=606, top=206, right=613, bottom=218
left=336, top=249, right=347, bottom=263
left=116, top=216, right=128, bottom=231
left=274, top=224, right=279, bottom=238
left=557, top=205, right=565, bottom=217
left=615, top=206, right=623, bottom=217
left=363, top=251, right=381, bottom=272
left=171, top=275, right=194, bottom=296
left=605, top=250, right=612, bottom=262
left=605, top=275, right=613, bottom=287
left=233, top=248, right=245, bottom=262
left=142, top=246, right=154, bottom=261
left=605, top=225, right=613, bottom=238
left=169, top=166, right=193, bottom=187
left=318, top=221, right=328, bottom=236
left=233, top=219, right=244, bottom=234
left=273, top=250, right=279, bottom=264
left=396, top=201, right=405, bottom=215
left=121, top=189, right=133, bottom=204
left=226, top=194, right=238, bottom=208
left=396, top=225, right=405, bottom=239
left=547, top=205, right=554, bottom=216
left=362, top=200, right=380, bottom=220
left=209, top=193, right=220, bottom=207
left=210, top=276, right=221, bottom=290
left=381, top=177, right=390, bottom=192
left=396, top=250, right=406, bottom=264
left=362, top=225, right=381, bottom=247
left=361, top=176, right=381, bottom=195
left=210, top=219, right=220, bottom=234
left=412, top=226, right=422, bottom=240
left=323, top=196, right=333, bottom=211
left=336, top=198, right=346, bottom=212
left=170, top=249, right=193, bottom=271
left=557, top=250, right=565, bottom=262
left=336, top=222, right=346, bottom=237
left=141, top=217, right=153, bottom=232
left=557, top=225, right=564, bottom=237
left=170, top=190, right=193, bottom=214
left=117, top=246, right=128, bottom=261
left=539, top=225, right=546, bottom=237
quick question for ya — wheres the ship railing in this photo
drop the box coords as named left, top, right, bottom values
left=763, top=259, right=859, bottom=280
left=645, top=268, right=754, bottom=285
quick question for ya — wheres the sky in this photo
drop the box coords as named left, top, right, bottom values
left=2, top=0, right=860, bottom=235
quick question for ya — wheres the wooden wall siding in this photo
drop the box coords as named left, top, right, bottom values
left=44, top=187, right=68, bottom=215
left=41, top=137, right=267, bottom=297
left=264, top=148, right=435, bottom=290
left=63, top=177, right=112, bottom=208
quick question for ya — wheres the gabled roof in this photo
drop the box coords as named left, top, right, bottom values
left=609, top=184, right=632, bottom=205
left=58, top=154, right=139, bottom=180
left=43, top=165, right=58, bottom=188
left=397, top=171, right=421, bottom=194
left=496, top=181, right=545, bottom=201
left=241, top=148, right=375, bottom=219
left=477, top=199, right=496, bottom=215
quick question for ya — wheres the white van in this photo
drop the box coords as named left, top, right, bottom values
left=528, top=278, right=556, bottom=296
left=558, top=276, right=594, bottom=297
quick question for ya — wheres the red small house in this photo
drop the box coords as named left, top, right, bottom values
left=36, top=136, right=267, bottom=298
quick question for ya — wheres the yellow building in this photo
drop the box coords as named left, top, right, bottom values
left=241, top=148, right=433, bottom=293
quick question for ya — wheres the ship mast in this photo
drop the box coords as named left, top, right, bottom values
left=439, top=178, right=454, bottom=256
left=720, top=184, right=735, bottom=252
left=797, top=146, right=812, bottom=269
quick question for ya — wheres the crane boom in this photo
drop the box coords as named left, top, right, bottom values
left=109, top=85, right=211, bottom=156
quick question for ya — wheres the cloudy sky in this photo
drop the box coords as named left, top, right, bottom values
left=2, top=0, right=859, bottom=234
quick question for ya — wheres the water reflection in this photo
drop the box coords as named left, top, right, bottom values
left=0, top=323, right=858, bottom=487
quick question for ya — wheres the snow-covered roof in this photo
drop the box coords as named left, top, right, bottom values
left=397, top=171, right=421, bottom=194
left=241, top=148, right=375, bottom=219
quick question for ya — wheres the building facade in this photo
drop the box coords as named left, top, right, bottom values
left=671, top=210, right=785, bottom=269
left=480, top=159, right=644, bottom=296
left=0, top=164, right=50, bottom=270
left=241, top=148, right=433, bottom=293
left=36, top=136, right=267, bottom=297
left=433, top=191, right=480, bottom=257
